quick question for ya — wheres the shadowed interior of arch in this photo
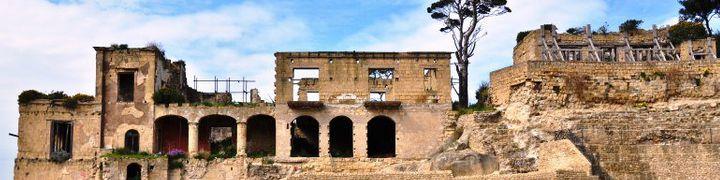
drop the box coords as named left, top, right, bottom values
left=246, top=114, right=276, bottom=157
left=126, top=163, right=141, bottom=180
left=154, top=115, right=188, bottom=154
left=367, top=116, right=395, bottom=158
left=291, top=116, right=319, bottom=157
left=329, top=116, right=353, bottom=157
left=198, top=115, right=237, bottom=155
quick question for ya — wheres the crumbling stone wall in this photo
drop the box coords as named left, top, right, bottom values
left=274, top=52, right=452, bottom=104
left=491, top=60, right=720, bottom=108
left=17, top=100, right=100, bottom=160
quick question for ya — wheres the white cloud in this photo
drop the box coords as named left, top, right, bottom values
left=0, top=0, right=309, bottom=178
left=343, top=0, right=607, bottom=102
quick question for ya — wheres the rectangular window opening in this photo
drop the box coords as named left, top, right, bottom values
left=118, top=72, right=135, bottom=102
left=292, top=68, right=320, bottom=101
left=424, top=68, right=437, bottom=78
left=369, top=92, right=386, bottom=101
left=369, top=68, right=394, bottom=80
left=307, top=91, right=320, bottom=101
left=50, top=121, right=73, bottom=155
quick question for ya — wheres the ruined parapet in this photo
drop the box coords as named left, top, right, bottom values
left=250, top=88, right=263, bottom=103
left=274, top=51, right=452, bottom=105
left=17, top=99, right=101, bottom=160
left=514, top=24, right=709, bottom=63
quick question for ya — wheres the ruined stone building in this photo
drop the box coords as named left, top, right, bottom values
left=15, top=23, right=720, bottom=180
left=14, top=47, right=455, bottom=179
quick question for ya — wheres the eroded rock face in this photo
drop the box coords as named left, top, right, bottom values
left=430, top=149, right=498, bottom=176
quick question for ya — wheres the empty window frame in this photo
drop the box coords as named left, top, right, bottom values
left=118, top=72, right=135, bottom=102
left=369, top=92, right=386, bottom=101
left=292, top=68, right=320, bottom=101
left=369, top=68, right=394, bottom=80
left=50, top=121, right=73, bottom=155
left=423, top=68, right=437, bottom=78
left=306, top=91, right=320, bottom=101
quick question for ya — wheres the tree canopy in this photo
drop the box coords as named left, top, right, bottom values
left=679, top=0, right=719, bottom=34
left=619, top=19, right=644, bottom=34
left=427, top=0, right=511, bottom=108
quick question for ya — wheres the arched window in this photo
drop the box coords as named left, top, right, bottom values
left=124, top=130, right=140, bottom=153
left=367, top=116, right=396, bottom=158
left=126, top=163, right=141, bottom=180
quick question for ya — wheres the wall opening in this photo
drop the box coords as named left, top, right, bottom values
left=246, top=114, right=276, bottom=156
left=154, top=115, right=188, bottom=154
left=124, top=129, right=140, bottom=153
left=290, top=116, right=319, bottom=157
left=50, top=121, right=73, bottom=156
left=126, top=163, right=141, bottom=180
left=369, top=92, right=386, bottom=101
left=367, top=116, right=396, bottom=158
left=199, top=115, right=237, bottom=155
left=329, top=116, right=353, bottom=157
left=118, top=72, right=135, bottom=102
left=292, top=68, right=320, bottom=101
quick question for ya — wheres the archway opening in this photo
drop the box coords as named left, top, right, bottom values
left=329, top=116, right=353, bottom=157
left=154, top=115, right=188, bottom=154
left=290, top=116, right=319, bottom=157
left=126, top=163, right=141, bottom=180
left=199, top=115, right=237, bottom=156
left=124, top=129, right=140, bottom=153
left=246, top=114, right=276, bottom=157
left=367, top=116, right=395, bottom=158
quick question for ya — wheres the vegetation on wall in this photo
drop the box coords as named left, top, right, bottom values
left=565, top=27, right=584, bottom=35
left=668, top=21, right=708, bottom=44
left=153, top=88, right=186, bottom=104
left=516, top=31, right=531, bottom=43
left=18, top=90, right=94, bottom=109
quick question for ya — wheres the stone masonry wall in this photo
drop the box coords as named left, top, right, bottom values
left=491, top=60, right=720, bottom=107
left=17, top=100, right=101, bottom=160
left=274, top=52, right=452, bottom=105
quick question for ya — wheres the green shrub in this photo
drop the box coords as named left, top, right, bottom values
left=516, top=31, right=531, bottom=43
left=72, top=93, right=95, bottom=102
left=566, top=27, right=583, bottom=35
left=668, top=21, right=708, bottom=44
left=153, top=88, right=185, bottom=104
left=18, top=90, right=47, bottom=104
left=47, top=91, right=70, bottom=100
left=247, top=151, right=269, bottom=158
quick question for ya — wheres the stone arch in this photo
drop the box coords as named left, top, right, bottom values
left=126, top=163, right=141, bottom=180
left=290, top=115, right=319, bottom=157
left=246, top=114, right=276, bottom=156
left=154, top=115, right=188, bottom=154
left=329, top=116, right=353, bottom=157
left=367, top=116, right=396, bottom=158
left=198, top=115, right=237, bottom=155
left=124, top=129, right=140, bottom=153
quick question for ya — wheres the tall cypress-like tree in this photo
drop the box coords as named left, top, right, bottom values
left=427, top=0, right=511, bottom=108
left=679, top=0, right=719, bottom=35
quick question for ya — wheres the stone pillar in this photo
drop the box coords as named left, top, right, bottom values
left=319, top=124, right=330, bottom=157
left=188, top=122, right=199, bottom=156
left=354, top=124, right=367, bottom=158
left=237, top=121, right=247, bottom=156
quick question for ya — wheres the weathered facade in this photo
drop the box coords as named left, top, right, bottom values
left=491, top=24, right=719, bottom=107
left=14, top=47, right=457, bottom=179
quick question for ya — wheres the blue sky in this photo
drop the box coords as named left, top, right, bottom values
left=0, top=0, right=714, bottom=178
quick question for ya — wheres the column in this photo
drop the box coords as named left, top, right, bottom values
left=354, top=124, right=367, bottom=158
left=319, top=124, right=330, bottom=157
left=237, top=121, right=247, bottom=156
left=188, top=122, right=199, bottom=156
